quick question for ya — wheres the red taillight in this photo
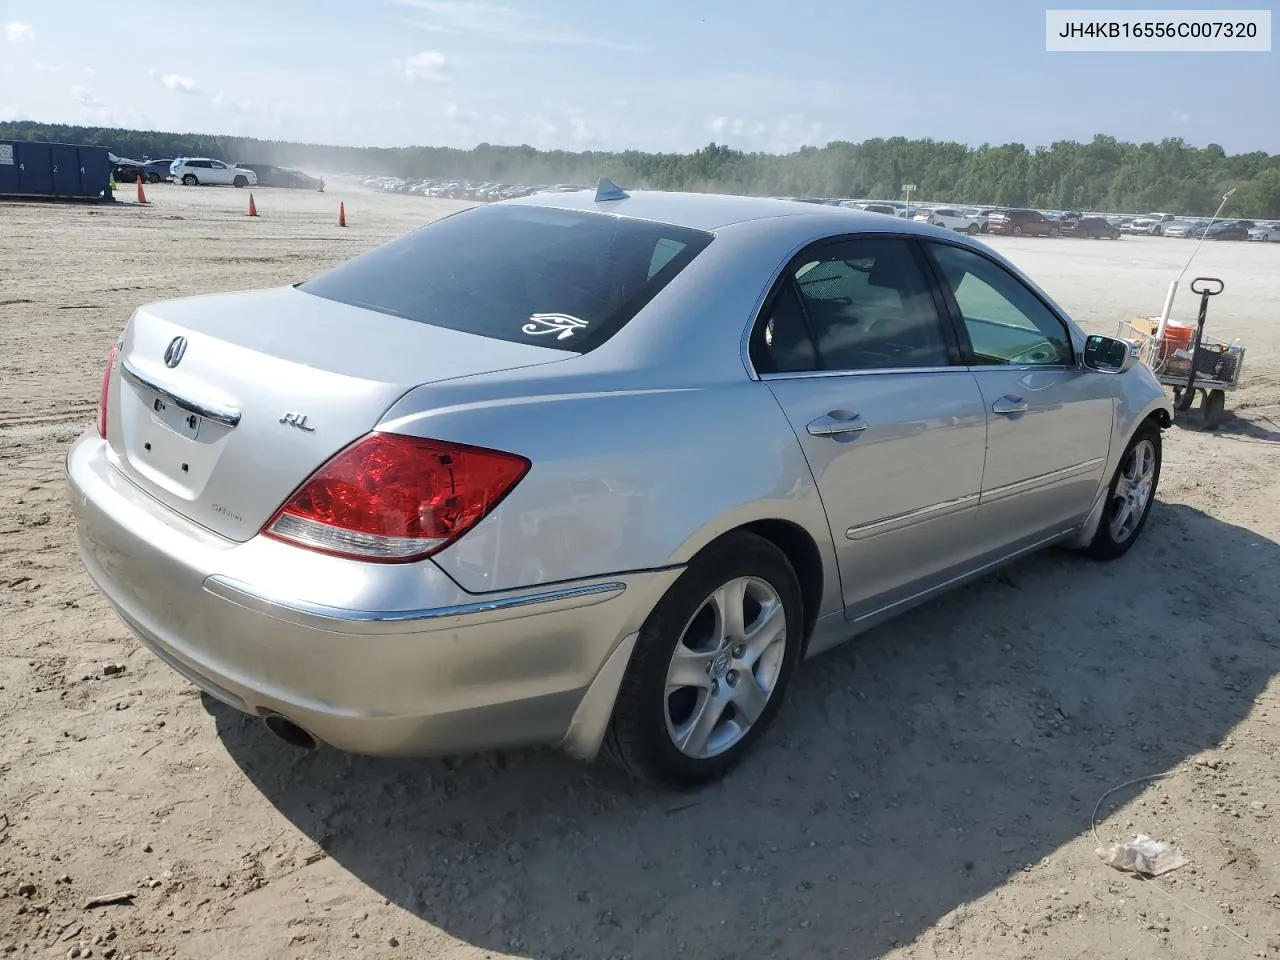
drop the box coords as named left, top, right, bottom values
left=97, top=345, right=118, bottom=439
left=262, top=433, right=530, bottom=562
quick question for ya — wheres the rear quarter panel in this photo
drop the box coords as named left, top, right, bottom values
left=378, top=370, right=842, bottom=619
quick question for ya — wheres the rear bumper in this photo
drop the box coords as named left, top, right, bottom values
left=64, top=430, right=680, bottom=758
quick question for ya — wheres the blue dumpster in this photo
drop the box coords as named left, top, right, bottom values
left=0, top=139, right=112, bottom=199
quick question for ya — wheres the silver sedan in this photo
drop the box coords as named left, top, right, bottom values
left=66, top=183, right=1172, bottom=787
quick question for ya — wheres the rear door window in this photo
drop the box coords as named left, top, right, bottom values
left=754, top=236, right=953, bottom=373
left=299, top=204, right=713, bottom=353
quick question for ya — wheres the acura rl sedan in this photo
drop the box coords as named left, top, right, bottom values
left=66, top=183, right=1172, bottom=787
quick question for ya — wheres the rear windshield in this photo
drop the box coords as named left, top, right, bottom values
left=298, top=203, right=713, bottom=353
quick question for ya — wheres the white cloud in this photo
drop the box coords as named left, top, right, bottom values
left=4, top=22, right=35, bottom=43
left=148, top=68, right=200, bottom=94
left=33, top=62, right=60, bottom=73
left=393, top=0, right=645, bottom=51
left=1170, top=109, right=1191, bottom=124
left=212, top=92, right=253, bottom=114
left=706, top=115, right=769, bottom=140
left=399, top=50, right=450, bottom=82
left=569, top=114, right=594, bottom=143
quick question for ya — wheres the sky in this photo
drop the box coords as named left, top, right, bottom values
left=0, top=0, right=1276, bottom=155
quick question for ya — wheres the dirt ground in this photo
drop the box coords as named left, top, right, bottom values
left=2, top=183, right=1278, bottom=960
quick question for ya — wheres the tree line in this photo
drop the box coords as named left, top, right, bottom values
left=2, top=121, right=1277, bottom=218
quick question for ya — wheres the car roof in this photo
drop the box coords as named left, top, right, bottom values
left=504, top=188, right=907, bottom=233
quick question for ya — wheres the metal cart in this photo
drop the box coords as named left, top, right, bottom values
left=1114, top=277, right=1245, bottom=430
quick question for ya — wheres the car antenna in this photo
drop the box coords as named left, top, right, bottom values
left=594, top=177, right=629, bottom=202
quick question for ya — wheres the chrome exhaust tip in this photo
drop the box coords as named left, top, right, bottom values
left=261, top=713, right=318, bottom=751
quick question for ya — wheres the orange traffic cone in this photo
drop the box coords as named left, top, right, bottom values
left=246, top=193, right=258, bottom=217
left=338, top=201, right=346, bottom=227
left=136, top=175, right=149, bottom=204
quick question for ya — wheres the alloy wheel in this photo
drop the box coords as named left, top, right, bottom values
left=663, top=576, right=788, bottom=760
left=1109, top=439, right=1156, bottom=543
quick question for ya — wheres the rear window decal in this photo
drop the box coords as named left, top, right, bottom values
left=523, top=313, right=589, bottom=341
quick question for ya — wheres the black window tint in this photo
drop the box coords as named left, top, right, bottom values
left=927, top=243, right=1073, bottom=366
left=786, top=238, right=951, bottom=371
left=758, top=282, right=819, bottom=373
left=298, top=204, right=713, bottom=353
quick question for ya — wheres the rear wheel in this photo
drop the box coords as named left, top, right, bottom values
left=605, top=532, right=803, bottom=787
left=1049, top=226, right=1061, bottom=238
left=182, top=174, right=198, bottom=186
left=233, top=175, right=248, bottom=188
left=967, top=223, right=979, bottom=235
left=1085, top=421, right=1161, bottom=560
left=146, top=172, right=162, bottom=184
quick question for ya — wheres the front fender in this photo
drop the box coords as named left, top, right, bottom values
left=1067, top=364, right=1172, bottom=548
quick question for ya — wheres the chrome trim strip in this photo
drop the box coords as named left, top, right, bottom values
left=762, top=365, right=965, bottom=382
left=979, top=458, right=1106, bottom=505
left=966, top=363, right=1076, bottom=373
left=202, top=575, right=626, bottom=635
left=120, top=360, right=242, bottom=428
left=846, top=492, right=979, bottom=541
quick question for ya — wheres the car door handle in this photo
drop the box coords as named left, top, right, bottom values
left=807, top=412, right=867, bottom=437
left=992, top=395, right=1028, bottom=415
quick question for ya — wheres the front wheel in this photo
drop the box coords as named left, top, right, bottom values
left=1085, top=421, right=1161, bottom=560
left=1049, top=226, right=1061, bottom=238
left=233, top=175, right=248, bottom=188
left=605, top=531, right=803, bottom=787
left=182, top=174, right=198, bottom=186
left=146, top=172, right=162, bottom=184
left=967, top=223, right=979, bottom=235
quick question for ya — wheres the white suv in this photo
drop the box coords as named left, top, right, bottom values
left=170, top=158, right=259, bottom=188
left=914, top=207, right=983, bottom=235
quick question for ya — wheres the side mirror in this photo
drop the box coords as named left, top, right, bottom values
left=1082, top=334, right=1138, bottom=374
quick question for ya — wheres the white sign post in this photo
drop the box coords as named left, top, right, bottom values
left=902, top=183, right=916, bottom=218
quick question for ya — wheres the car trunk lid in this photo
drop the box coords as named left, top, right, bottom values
left=106, top=285, right=568, bottom=541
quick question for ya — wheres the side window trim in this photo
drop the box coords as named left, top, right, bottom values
left=917, top=239, right=1077, bottom=367
left=746, top=232, right=966, bottom=378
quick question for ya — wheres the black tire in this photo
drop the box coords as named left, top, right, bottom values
left=233, top=175, right=248, bottom=188
left=1202, top=389, right=1226, bottom=430
left=146, top=172, right=161, bottom=184
left=604, top=531, right=804, bottom=788
left=1049, top=226, right=1061, bottom=238
left=1079, top=228, right=1092, bottom=239
left=182, top=174, right=198, bottom=186
left=967, top=223, right=979, bottom=235
left=1085, top=420, right=1162, bottom=561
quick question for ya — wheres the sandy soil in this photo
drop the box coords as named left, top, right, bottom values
left=2, top=184, right=1279, bottom=960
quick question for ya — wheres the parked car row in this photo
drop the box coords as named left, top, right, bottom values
left=347, top=175, right=586, bottom=202
left=250, top=168, right=1280, bottom=243
left=107, top=152, right=323, bottom=190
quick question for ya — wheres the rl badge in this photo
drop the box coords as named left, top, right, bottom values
left=279, top=411, right=315, bottom=432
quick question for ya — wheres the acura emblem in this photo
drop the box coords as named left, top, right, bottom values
left=163, top=336, right=188, bottom=368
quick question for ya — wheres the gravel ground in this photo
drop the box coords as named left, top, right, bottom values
left=1, top=184, right=1278, bottom=960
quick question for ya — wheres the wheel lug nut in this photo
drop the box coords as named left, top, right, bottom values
left=726, top=670, right=738, bottom=686
left=732, top=645, right=744, bottom=658
left=710, top=680, right=719, bottom=695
